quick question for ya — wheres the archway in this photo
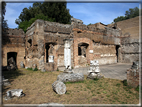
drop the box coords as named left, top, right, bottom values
left=78, top=43, right=89, bottom=57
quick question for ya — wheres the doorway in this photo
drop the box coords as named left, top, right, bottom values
left=116, top=45, right=120, bottom=62
left=7, top=52, right=17, bottom=66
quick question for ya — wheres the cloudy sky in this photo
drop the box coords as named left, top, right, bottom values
left=4, top=0, right=140, bottom=28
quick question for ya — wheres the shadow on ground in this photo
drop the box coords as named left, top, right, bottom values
left=2, top=69, right=24, bottom=80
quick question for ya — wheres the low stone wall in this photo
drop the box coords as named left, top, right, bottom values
left=127, top=61, right=140, bottom=88
left=127, top=68, right=140, bottom=88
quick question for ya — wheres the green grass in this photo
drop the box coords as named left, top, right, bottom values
left=65, top=81, right=84, bottom=84
left=2, top=68, right=140, bottom=104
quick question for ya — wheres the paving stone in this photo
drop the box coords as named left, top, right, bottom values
left=73, top=63, right=131, bottom=80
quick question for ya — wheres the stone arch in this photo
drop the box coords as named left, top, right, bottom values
left=73, top=37, right=94, bottom=67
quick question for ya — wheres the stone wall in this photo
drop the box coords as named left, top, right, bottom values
left=25, top=19, right=74, bottom=70
left=2, top=17, right=138, bottom=71
left=2, top=28, right=25, bottom=68
left=120, top=37, right=140, bottom=63
left=127, top=61, right=140, bottom=88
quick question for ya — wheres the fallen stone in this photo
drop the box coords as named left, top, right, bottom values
left=52, top=81, right=66, bottom=95
left=87, top=72, right=103, bottom=79
left=2, top=76, right=11, bottom=86
left=6, top=89, right=24, bottom=98
left=57, top=73, right=84, bottom=83
left=63, top=65, right=74, bottom=74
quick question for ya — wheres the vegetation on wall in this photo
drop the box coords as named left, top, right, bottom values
left=15, top=2, right=72, bottom=32
left=113, top=7, right=141, bottom=22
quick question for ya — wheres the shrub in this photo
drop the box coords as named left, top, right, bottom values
left=135, top=85, right=139, bottom=91
left=123, top=80, right=127, bottom=86
left=27, top=68, right=32, bottom=70
left=33, top=67, right=38, bottom=71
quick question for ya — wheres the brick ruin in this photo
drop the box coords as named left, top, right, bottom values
left=2, top=16, right=140, bottom=71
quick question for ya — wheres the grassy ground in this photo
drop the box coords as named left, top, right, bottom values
left=2, top=68, right=139, bottom=104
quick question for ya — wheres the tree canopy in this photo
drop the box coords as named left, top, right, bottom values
left=2, top=2, right=8, bottom=29
left=15, top=2, right=71, bottom=32
left=114, top=7, right=141, bottom=22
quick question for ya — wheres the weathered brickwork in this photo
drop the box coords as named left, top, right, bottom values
left=2, top=29, right=25, bottom=68
left=2, top=17, right=140, bottom=71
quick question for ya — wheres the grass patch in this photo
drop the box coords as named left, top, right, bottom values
left=27, top=68, right=33, bottom=71
left=65, top=81, right=84, bottom=84
left=2, top=69, right=139, bottom=104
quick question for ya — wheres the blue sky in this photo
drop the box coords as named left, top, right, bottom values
left=4, top=0, right=140, bottom=28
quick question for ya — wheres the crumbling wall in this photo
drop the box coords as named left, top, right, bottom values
left=2, top=28, right=25, bottom=68
left=120, top=37, right=140, bottom=63
left=93, top=45, right=117, bottom=65
left=25, top=19, right=74, bottom=71
left=127, top=61, right=140, bottom=88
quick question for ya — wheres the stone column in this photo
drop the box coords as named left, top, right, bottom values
left=64, top=39, right=72, bottom=69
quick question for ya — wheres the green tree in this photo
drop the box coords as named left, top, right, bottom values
left=2, top=2, right=8, bottom=29
left=15, top=2, right=71, bottom=32
left=114, top=7, right=141, bottom=22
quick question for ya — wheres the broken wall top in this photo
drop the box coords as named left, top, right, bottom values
left=3, top=28, right=25, bottom=37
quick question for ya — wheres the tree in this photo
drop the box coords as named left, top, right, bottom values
left=114, top=7, right=141, bottom=22
left=2, top=1, right=8, bottom=29
left=15, top=2, right=71, bottom=32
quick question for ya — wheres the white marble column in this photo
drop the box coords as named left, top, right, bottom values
left=64, top=39, right=72, bottom=69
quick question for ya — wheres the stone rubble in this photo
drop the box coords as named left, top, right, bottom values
left=57, top=72, right=84, bottom=83
left=2, top=76, right=11, bottom=86
left=52, top=81, right=66, bottom=95
left=4, top=89, right=25, bottom=100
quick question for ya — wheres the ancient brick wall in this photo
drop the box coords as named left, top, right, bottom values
left=73, top=26, right=119, bottom=67
left=25, top=19, right=74, bottom=70
left=2, top=28, right=25, bottom=68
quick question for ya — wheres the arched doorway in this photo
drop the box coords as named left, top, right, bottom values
left=78, top=43, right=89, bottom=67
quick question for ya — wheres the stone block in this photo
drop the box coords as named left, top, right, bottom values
left=57, top=73, right=84, bottom=83
left=52, top=81, right=66, bottom=95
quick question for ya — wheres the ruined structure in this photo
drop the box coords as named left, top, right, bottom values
left=2, top=16, right=140, bottom=71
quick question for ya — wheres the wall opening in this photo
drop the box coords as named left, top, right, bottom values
left=78, top=43, right=89, bottom=57
left=45, top=44, right=50, bottom=63
left=78, top=46, right=81, bottom=56
left=45, top=43, right=55, bottom=63
left=116, top=45, right=120, bottom=62
left=27, top=39, right=32, bottom=47
left=7, top=52, right=17, bottom=66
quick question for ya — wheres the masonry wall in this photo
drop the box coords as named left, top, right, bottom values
left=73, top=27, right=118, bottom=67
left=120, top=37, right=140, bottom=63
left=25, top=19, right=74, bottom=71
left=2, top=29, right=25, bottom=68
